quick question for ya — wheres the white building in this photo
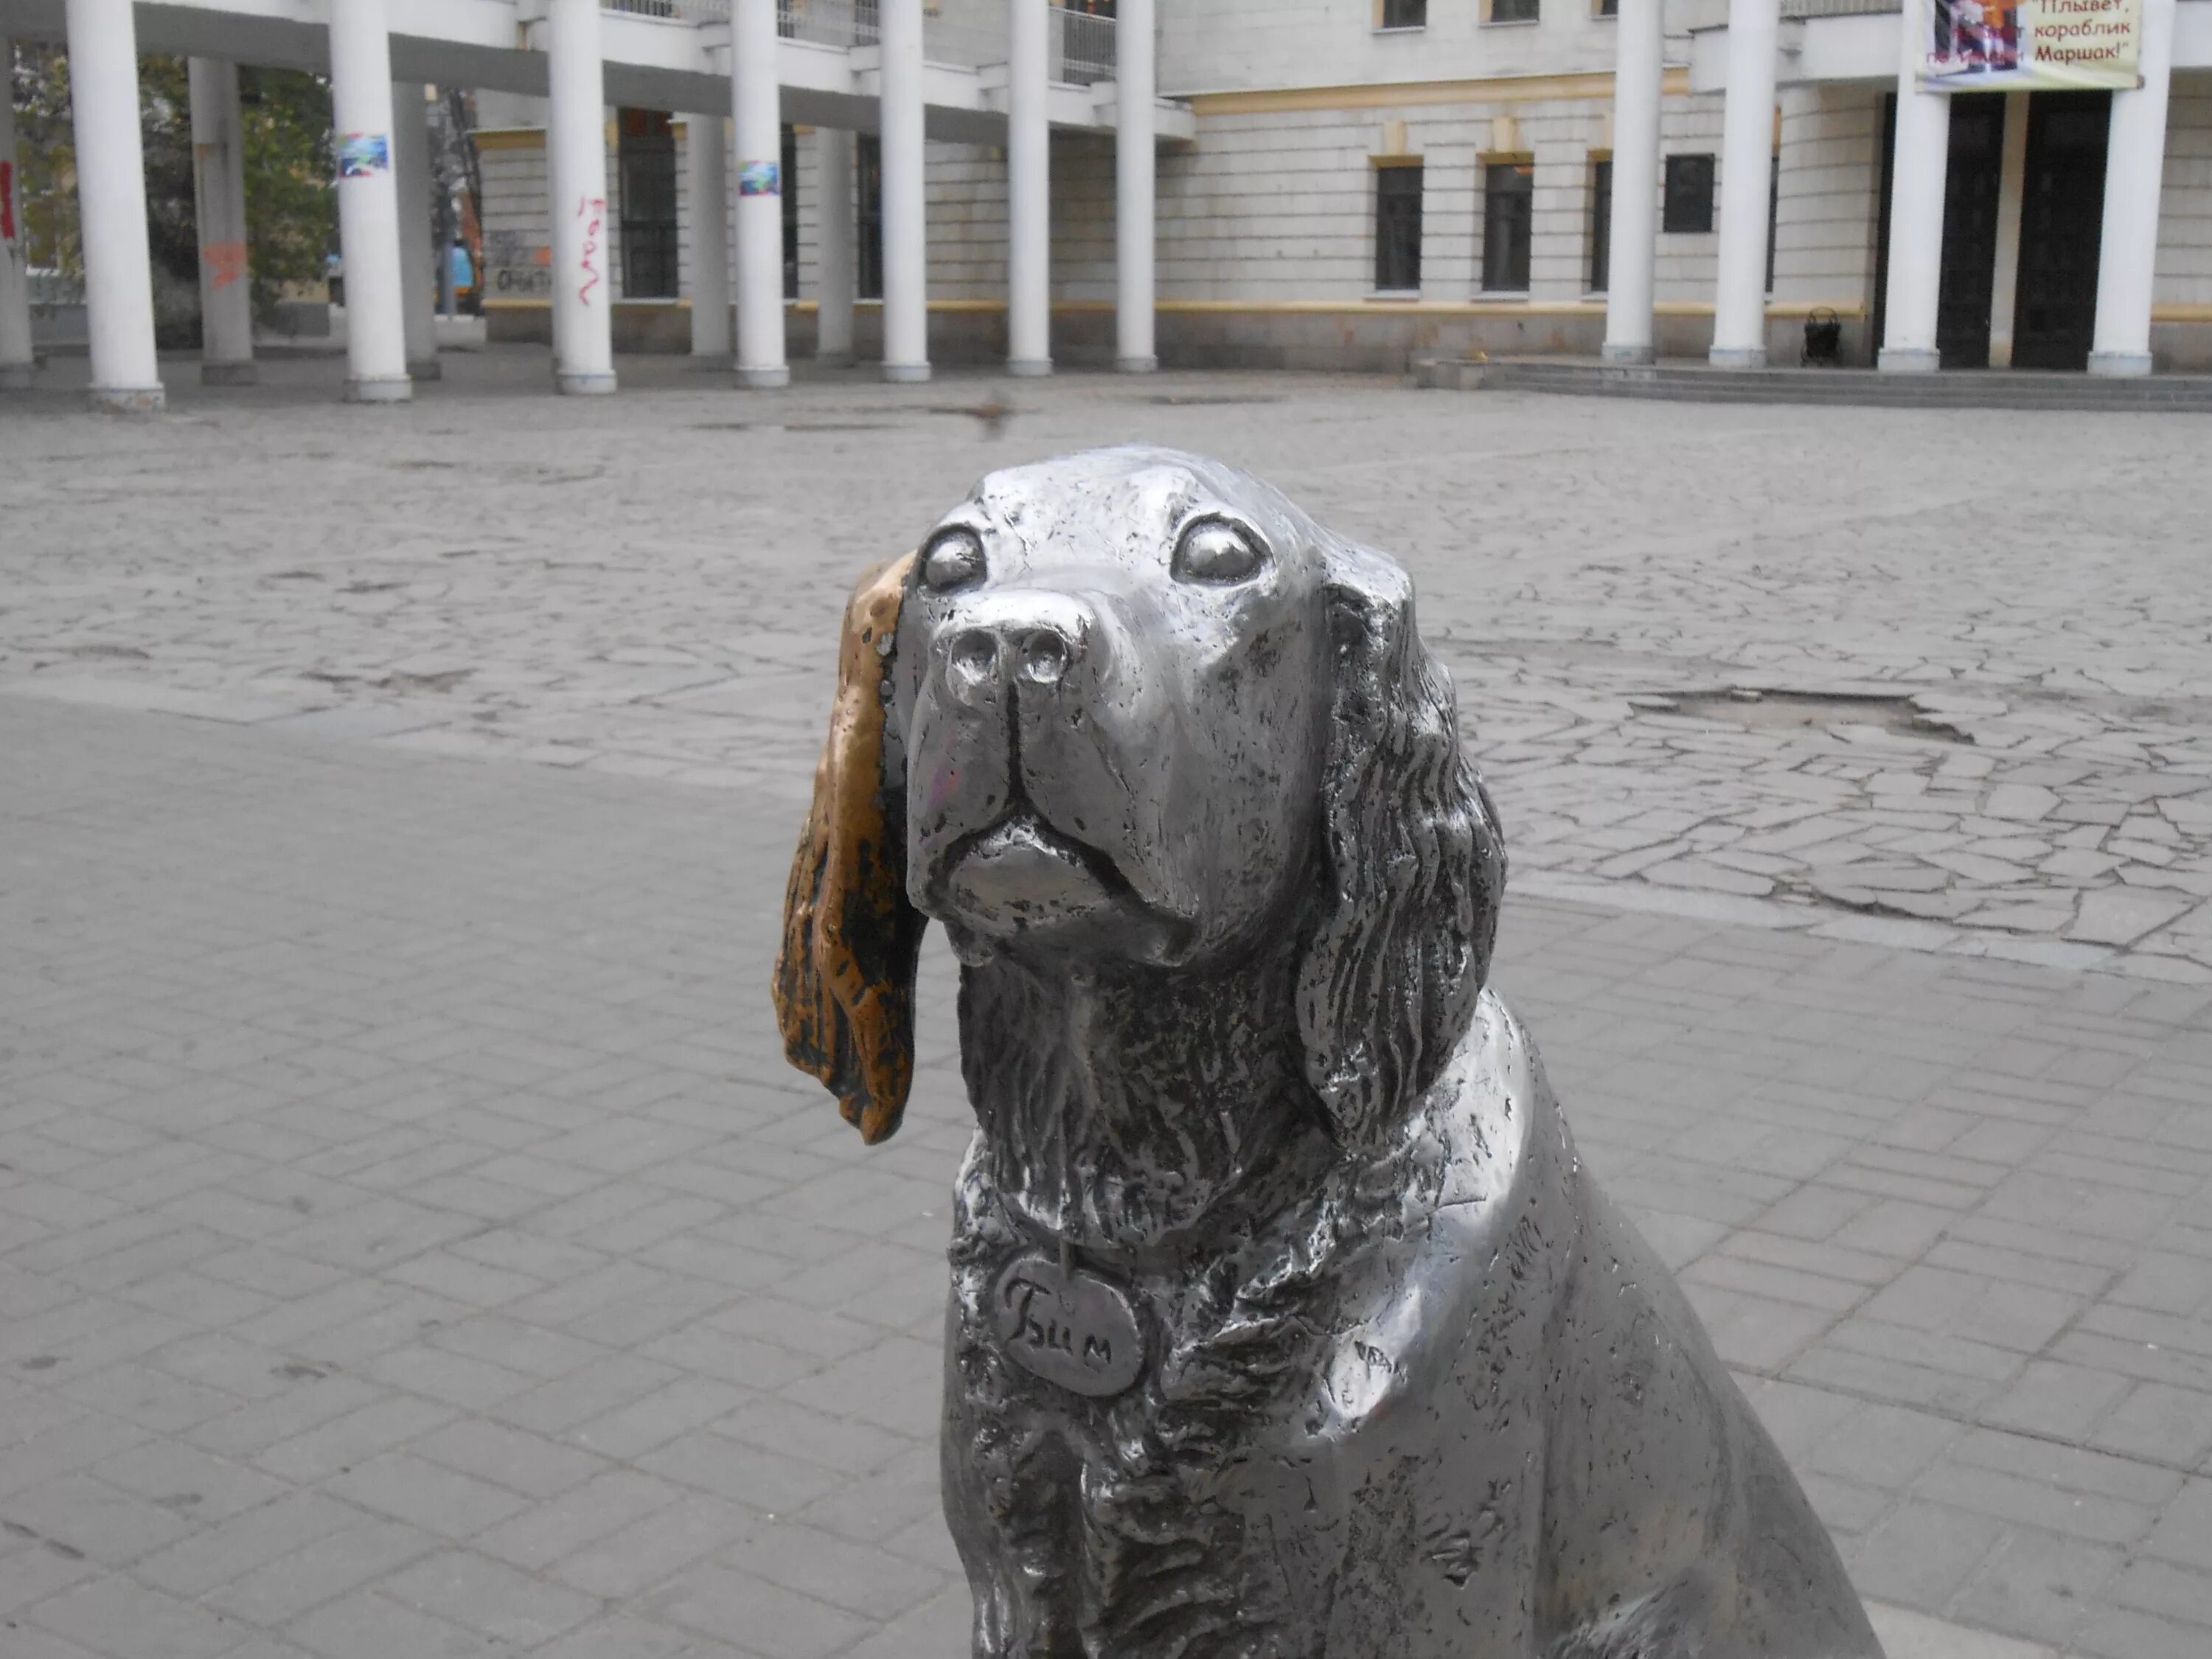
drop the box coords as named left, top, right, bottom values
left=2, top=0, right=2207, bottom=409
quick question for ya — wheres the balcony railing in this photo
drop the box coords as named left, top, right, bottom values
left=779, top=0, right=879, bottom=48
left=608, top=0, right=1116, bottom=81
left=1052, top=5, right=1114, bottom=85
left=604, top=0, right=733, bottom=21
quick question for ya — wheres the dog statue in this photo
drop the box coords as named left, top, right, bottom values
left=775, top=449, right=1884, bottom=1659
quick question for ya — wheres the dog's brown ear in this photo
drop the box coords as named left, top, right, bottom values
left=773, top=554, right=927, bottom=1144
left=1297, top=544, right=1506, bottom=1147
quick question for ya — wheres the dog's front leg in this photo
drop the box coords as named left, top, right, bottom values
left=944, top=1289, right=1087, bottom=1657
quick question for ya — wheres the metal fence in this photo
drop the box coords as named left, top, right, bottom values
left=603, top=0, right=734, bottom=21
left=603, top=0, right=1117, bottom=78
left=1052, top=6, right=1115, bottom=85
left=778, top=0, right=879, bottom=46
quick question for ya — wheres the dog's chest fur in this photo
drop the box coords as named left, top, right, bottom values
left=946, top=1171, right=1341, bottom=1657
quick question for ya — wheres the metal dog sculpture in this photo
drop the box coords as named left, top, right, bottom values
left=776, top=448, right=1883, bottom=1659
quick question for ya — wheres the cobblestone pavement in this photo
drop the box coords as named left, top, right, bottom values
left=5, top=698, right=2211, bottom=1659
left=4, top=349, right=2210, bottom=981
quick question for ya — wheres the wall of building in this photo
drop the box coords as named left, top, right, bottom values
left=1160, top=0, right=1632, bottom=99
left=467, top=29, right=2212, bottom=372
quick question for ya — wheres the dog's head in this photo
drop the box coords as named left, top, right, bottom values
left=775, top=447, right=1505, bottom=1148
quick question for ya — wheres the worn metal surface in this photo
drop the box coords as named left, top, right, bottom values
left=779, top=447, right=1886, bottom=1659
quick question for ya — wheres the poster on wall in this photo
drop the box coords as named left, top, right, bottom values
left=1920, top=0, right=2143, bottom=90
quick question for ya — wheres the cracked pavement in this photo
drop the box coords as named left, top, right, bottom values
left=3, top=348, right=2208, bottom=978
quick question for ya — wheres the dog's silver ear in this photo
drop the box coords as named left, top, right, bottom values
left=773, top=554, right=928, bottom=1144
left=1297, top=545, right=1506, bottom=1145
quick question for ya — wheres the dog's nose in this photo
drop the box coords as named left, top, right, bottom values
left=939, top=595, right=1091, bottom=703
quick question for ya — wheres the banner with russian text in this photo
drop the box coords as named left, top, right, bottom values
left=1920, top=0, right=2143, bottom=91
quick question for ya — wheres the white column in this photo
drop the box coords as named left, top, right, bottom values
left=66, top=0, right=164, bottom=411
left=2089, top=0, right=2177, bottom=378
left=688, top=114, right=732, bottom=361
left=733, top=0, right=790, bottom=387
left=189, top=60, right=256, bottom=385
left=1006, top=0, right=1051, bottom=376
left=392, top=81, right=439, bottom=380
left=1709, top=0, right=1780, bottom=367
left=815, top=128, right=858, bottom=365
left=1986, top=90, right=2029, bottom=368
left=1879, top=0, right=1948, bottom=372
left=1601, top=0, right=1664, bottom=365
left=546, top=0, right=617, bottom=394
left=879, top=0, right=930, bottom=381
left=1114, top=0, right=1156, bottom=372
left=0, top=37, right=38, bottom=391
left=327, top=0, right=410, bottom=402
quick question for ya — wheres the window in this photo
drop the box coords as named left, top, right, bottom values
left=1374, top=164, right=1424, bottom=291
left=616, top=108, right=679, bottom=299
left=1663, top=153, right=1715, bottom=234
left=1766, top=151, right=1780, bottom=292
left=857, top=133, right=883, bottom=301
left=1596, top=0, right=1617, bottom=14
left=1482, top=161, right=1534, bottom=291
left=1380, top=0, right=1427, bottom=26
left=1488, top=0, right=1540, bottom=21
left=1589, top=158, right=1612, bottom=293
left=782, top=125, right=800, bottom=301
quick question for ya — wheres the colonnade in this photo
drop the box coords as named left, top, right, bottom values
left=1602, top=0, right=2181, bottom=375
left=0, top=0, right=1161, bottom=408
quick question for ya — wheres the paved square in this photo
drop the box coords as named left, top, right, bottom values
left=2, top=353, right=2209, bottom=1658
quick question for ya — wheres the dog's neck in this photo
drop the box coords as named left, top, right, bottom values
left=957, top=934, right=1337, bottom=1263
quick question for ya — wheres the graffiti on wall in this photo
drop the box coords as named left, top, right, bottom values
left=483, top=229, right=553, bottom=297
left=577, top=194, right=606, bottom=307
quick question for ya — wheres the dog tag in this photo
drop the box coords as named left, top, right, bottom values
left=992, top=1255, right=1145, bottom=1398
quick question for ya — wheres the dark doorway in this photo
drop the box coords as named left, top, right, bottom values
left=2012, top=91, right=2109, bottom=371
left=1870, top=93, right=2006, bottom=368
left=617, top=108, right=679, bottom=300
left=1935, top=97, right=2004, bottom=368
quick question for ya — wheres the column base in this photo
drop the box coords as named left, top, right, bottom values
left=1600, top=342, right=1655, bottom=366
left=1116, top=355, right=1159, bottom=375
left=0, top=361, right=37, bottom=391
left=1006, top=358, right=1053, bottom=378
left=1877, top=347, right=1941, bottom=375
left=2087, top=349, right=2153, bottom=379
left=814, top=349, right=855, bottom=368
left=555, top=371, right=619, bottom=397
left=883, top=362, right=932, bottom=384
left=201, top=361, right=259, bottom=386
left=737, top=365, right=791, bottom=390
left=346, top=376, right=413, bottom=404
left=90, top=384, right=166, bottom=413
left=407, top=358, right=443, bottom=382
left=1708, top=346, right=1766, bottom=370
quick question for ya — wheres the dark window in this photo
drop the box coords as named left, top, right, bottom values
left=782, top=124, right=800, bottom=301
left=1663, top=153, right=1715, bottom=234
left=617, top=108, right=679, bottom=299
left=857, top=133, right=884, bottom=302
left=1589, top=158, right=1612, bottom=293
left=1490, top=0, right=1540, bottom=21
left=1482, top=162, right=1534, bottom=291
left=1374, top=164, right=1423, bottom=291
left=1597, top=0, right=1617, bottom=14
left=1766, top=151, right=1780, bottom=292
left=1381, top=0, right=1427, bottom=25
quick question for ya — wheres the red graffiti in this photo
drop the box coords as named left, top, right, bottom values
left=1, top=161, right=14, bottom=243
left=204, top=240, right=248, bottom=291
left=577, top=194, right=606, bottom=307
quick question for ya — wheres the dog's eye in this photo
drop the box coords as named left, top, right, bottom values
left=1172, top=518, right=1266, bottom=585
left=921, top=528, right=987, bottom=592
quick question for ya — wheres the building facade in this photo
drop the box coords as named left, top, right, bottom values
left=1, top=0, right=2207, bottom=407
left=460, top=0, right=2212, bottom=373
